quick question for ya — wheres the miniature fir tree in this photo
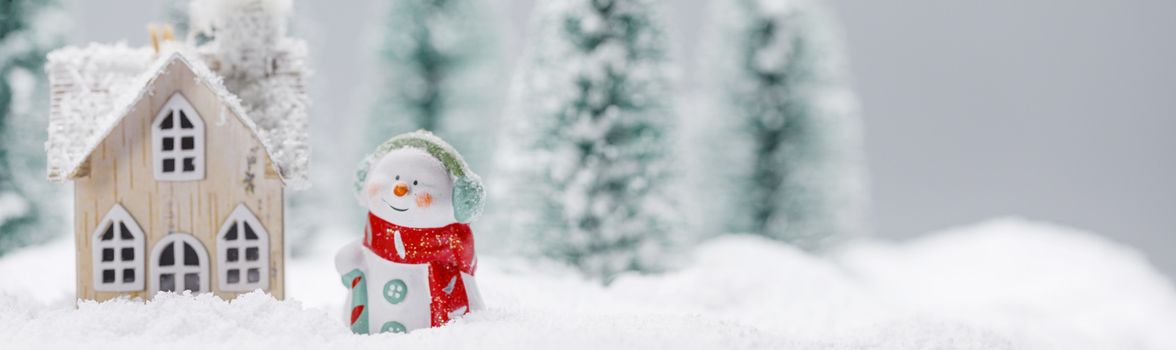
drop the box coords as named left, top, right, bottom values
left=700, top=0, right=868, bottom=249
left=498, top=0, right=679, bottom=282
left=189, top=0, right=316, bottom=255
left=0, top=0, right=65, bottom=254
left=369, top=0, right=499, bottom=171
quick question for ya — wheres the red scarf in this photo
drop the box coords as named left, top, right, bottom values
left=365, top=212, right=477, bottom=327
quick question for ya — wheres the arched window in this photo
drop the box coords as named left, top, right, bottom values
left=152, top=93, right=204, bottom=181
left=150, top=234, right=209, bottom=294
left=216, top=204, right=270, bottom=292
left=91, top=204, right=145, bottom=292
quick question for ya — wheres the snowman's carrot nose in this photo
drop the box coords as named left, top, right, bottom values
left=393, top=182, right=409, bottom=197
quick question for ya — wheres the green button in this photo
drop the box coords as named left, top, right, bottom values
left=381, top=321, right=407, bottom=334
left=383, top=279, right=408, bottom=304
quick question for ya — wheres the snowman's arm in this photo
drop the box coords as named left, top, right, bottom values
left=335, top=238, right=366, bottom=276
left=335, top=236, right=370, bottom=334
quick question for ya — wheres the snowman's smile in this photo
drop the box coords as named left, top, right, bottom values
left=381, top=198, right=409, bottom=212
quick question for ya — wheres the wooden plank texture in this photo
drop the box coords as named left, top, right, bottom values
left=74, top=58, right=285, bottom=302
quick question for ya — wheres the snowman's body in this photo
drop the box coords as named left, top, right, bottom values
left=355, top=246, right=433, bottom=331
left=336, top=145, right=484, bottom=333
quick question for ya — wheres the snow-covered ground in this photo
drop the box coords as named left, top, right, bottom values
left=2, top=218, right=1175, bottom=349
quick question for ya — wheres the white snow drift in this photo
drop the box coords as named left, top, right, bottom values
left=1, top=218, right=1174, bottom=349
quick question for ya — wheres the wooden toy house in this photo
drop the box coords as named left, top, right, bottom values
left=45, top=41, right=310, bottom=302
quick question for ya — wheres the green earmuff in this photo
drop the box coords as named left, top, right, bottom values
left=356, top=130, right=486, bottom=223
left=451, top=175, right=485, bottom=223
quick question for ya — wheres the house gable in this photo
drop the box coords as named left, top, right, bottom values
left=62, top=53, right=284, bottom=184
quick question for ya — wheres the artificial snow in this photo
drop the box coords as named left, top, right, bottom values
left=191, top=0, right=312, bottom=189
left=43, top=31, right=311, bottom=188
left=43, top=43, right=155, bottom=181
left=2, top=218, right=1174, bottom=349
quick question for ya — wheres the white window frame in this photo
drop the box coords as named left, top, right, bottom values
left=216, top=204, right=271, bottom=292
left=152, top=93, right=205, bottom=181
left=149, top=233, right=210, bottom=295
left=91, top=204, right=145, bottom=292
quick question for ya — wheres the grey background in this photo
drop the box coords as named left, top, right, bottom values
left=63, top=0, right=1175, bottom=278
left=828, top=0, right=1176, bottom=278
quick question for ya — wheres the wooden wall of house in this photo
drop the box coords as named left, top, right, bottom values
left=73, top=59, right=285, bottom=302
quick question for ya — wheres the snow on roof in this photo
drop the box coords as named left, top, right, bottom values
left=45, top=42, right=310, bottom=189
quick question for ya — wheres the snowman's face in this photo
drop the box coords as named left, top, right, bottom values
left=364, top=148, right=456, bottom=228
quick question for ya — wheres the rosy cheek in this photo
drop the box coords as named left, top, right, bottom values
left=415, top=192, right=433, bottom=208
left=366, top=183, right=382, bottom=198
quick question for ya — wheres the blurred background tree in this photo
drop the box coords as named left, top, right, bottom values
left=696, top=0, right=868, bottom=250
left=0, top=0, right=66, bottom=255
left=368, top=0, right=500, bottom=172
left=164, top=0, right=190, bottom=39
left=187, top=0, right=319, bottom=256
left=497, top=0, right=680, bottom=283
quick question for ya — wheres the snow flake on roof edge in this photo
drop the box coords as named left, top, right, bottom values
left=45, top=42, right=310, bottom=189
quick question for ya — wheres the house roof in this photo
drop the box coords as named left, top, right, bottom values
left=45, top=42, right=311, bottom=189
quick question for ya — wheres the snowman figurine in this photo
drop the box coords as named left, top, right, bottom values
left=336, top=131, right=486, bottom=334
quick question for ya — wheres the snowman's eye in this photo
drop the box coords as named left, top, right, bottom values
left=395, top=175, right=400, bottom=181
left=413, top=180, right=419, bottom=186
